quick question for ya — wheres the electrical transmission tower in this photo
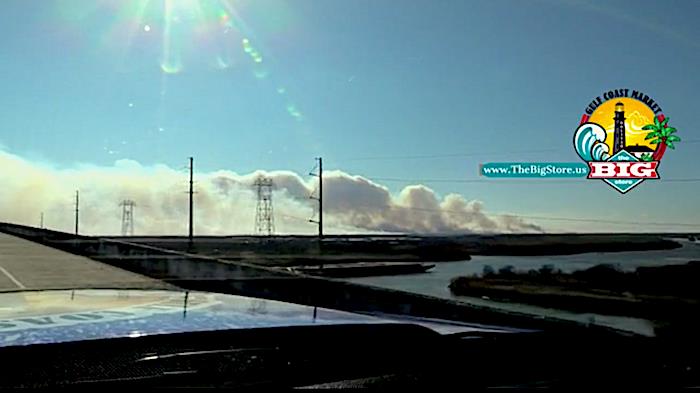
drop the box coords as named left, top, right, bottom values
left=120, top=200, right=135, bottom=236
left=254, top=176, right=275, bottom=236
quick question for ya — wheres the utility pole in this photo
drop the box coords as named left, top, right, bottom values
left=309, top=157, right=323, bottom=239
left=40, top=212, right=44, bottom=229
left=188, top=157, right=194, bottom=244
left=309, top=157, right=323, bottom=268
left=319, top=157, right=323, bottom=239
left=74, top=190, right=79, bottom=236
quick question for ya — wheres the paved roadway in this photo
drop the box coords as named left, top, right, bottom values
left=0, top=233, right=170, bottom=291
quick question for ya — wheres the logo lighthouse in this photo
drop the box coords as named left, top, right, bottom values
left=574, top=90, right=680, bottom=194
left=613, top=102, right=626, bottom=155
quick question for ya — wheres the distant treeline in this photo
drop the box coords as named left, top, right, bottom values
left=449, top=261, right=700, bottom=325
left=464, top=262, right=700, bottom=298
left=129, top=234, right=682, bottom=265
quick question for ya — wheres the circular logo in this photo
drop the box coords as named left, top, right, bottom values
left=573, top=89, right=679, bottom=193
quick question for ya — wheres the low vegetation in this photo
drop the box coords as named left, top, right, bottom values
left=449, top=261, right=700, bottom=322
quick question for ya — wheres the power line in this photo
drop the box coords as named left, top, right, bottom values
left=371, top=177, right=578, bottom=184
left=508, top=214, right=700, bottom=228
left=278, top=213, right=310, bottom=222
left=334, top=139, right=700, bottom=163
left=371, top=203, right=700, bottom=228
left=276, top=203, right=700, bottom=230
left=367, top=177, right=700, bottom=184
left=662, top=178, right=700, bottom=183
left=267, top=199, right=700, bottom=231
left=338, top=148, right=561, bottom=162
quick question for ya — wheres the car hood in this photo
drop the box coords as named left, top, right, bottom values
left=0, top=289, right=520, bottom=347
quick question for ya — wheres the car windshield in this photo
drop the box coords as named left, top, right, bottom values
left=0, top=0, right=699, bottom=340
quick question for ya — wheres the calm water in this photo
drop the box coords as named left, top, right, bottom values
left=347, top=239, right=700, bottom=336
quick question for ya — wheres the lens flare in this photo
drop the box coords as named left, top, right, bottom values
left=160, top=62, right=183, bottom=74
left=241, top=37, right=264, bottom=63
left=219, top=11, right=230, bottom=26
left=54, top=0, right=308, bottom=124
left=286, top=104, right=303, bottom=120
left=254, top=69, right=269, bottom=79
left=160, top=0, right=183, bottom=74
left=215, top=55, right=233, bottom=70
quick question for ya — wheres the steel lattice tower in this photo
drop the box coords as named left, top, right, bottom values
left=254, top=176, right=275, bottom=236
left=120, top=200, right=135, bottom=236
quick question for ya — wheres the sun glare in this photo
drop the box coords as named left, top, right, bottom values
left=58, top=0, right=305, bottom=122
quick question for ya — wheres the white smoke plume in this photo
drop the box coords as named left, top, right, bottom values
left=0, top=150, right=543, bottom=235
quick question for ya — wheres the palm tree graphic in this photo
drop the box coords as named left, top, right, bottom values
left=642, top=116, right=680, bottom=161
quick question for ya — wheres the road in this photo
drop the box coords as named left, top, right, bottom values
left=0, top=233, right=170, bottom=291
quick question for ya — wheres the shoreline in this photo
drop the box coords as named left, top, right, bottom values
left=448, top=261, right=700, bottom=322
left=126, top=234, right=684, bottom=266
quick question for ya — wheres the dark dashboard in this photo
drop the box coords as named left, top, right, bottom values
left=1, top=322, right=699, bottom=388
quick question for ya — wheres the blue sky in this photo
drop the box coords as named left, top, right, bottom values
left=1, top=0, right=699, bottom=232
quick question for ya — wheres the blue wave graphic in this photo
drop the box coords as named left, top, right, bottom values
left=574, top=123, right=609, bottom=161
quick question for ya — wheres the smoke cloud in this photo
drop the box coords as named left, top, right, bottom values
left=0, top=150, right=543, bottom=235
